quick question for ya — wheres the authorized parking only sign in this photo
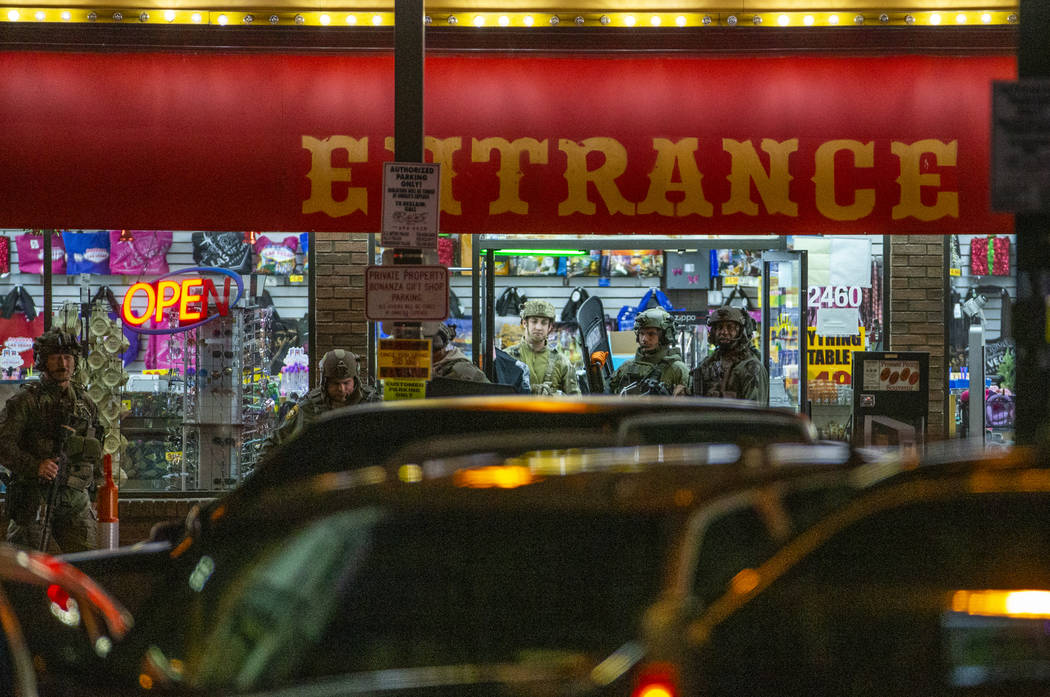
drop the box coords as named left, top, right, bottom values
left=380, top=162, right=441, bottom=248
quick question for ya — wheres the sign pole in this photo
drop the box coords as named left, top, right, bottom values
left=392, top=0, right=426, bottom=342
left=1015, top=0, right=1050, bottom=445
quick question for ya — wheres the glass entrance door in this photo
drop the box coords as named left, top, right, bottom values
left=762, top=251, right=808, bottom=412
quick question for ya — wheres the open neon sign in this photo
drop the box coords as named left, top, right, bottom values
left=121, top=267, right=245, bottom=334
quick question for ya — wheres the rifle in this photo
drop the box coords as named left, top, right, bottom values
left=37, top=418, right=75, bottom=552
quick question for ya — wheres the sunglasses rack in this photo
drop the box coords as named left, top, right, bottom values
left=237, top=305, right=277, bottom=479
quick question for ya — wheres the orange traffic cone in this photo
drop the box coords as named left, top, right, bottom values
left=97, top=454, right=119, bottom=549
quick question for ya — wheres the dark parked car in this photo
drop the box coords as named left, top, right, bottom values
left=68, top=440, right=883, bottom=695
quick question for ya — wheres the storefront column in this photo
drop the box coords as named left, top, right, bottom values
left=313, top=232, right=371, bottom=370
left=888, top=235, right=948, bottom=440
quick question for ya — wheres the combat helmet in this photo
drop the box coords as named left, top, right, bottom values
left=33, top=329, right=82, bottom=372
left=430, top=323, right=457, bottom=352
left=318, top=349, right=359, bottom=388
left=634, top=308, right=676, bottom=346
left=706, top=305, right=753, bottom=347
left=519, top=299, right=556, bottom=322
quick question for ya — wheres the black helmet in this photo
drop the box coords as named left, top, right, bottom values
left=33, top=329, right=81, bottom=372
left=633, top=308, right=676, bottom=346
left=319, top=349, right=359, bottom=386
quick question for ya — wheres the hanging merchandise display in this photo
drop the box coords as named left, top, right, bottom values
left=62, top=230, right=111, bottom=274
left=108, top=230, right=173, bottom=275
left=15, top=231, right=66, bottom=274
left=253, top=235, right=299, bottom=275
left=561, top=287, right=590, bottom=324
left=81, top=299, right=131, bottom=481
left=969, top=236, right=1012, bottom=277
left=191, top=231, right=253, bottom=273
left=495, top=287, right=527, bottom=317
left=0, top=235, right=9, bottom=277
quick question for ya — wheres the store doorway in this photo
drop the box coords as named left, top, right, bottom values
left=761, top=250, right=808, bottom=413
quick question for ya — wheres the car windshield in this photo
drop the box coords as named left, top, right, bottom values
left=188, top=505, right=671, bottom=690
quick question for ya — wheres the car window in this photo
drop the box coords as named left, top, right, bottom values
left=187, top=506, right=672, bottom=691
left=698, top=491, right=1050, bottom=697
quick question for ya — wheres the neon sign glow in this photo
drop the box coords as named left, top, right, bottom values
left=121, top=267, right=245, bottom=334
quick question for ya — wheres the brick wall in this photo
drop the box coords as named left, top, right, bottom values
left=888, top=235, right=947, bottom=440
left=313, top=232, right=371, bottom=369
left=1, top=496, right=215, bottom=549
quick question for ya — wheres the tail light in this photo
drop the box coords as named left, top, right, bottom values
left=632, top=661, right=678, bottom=697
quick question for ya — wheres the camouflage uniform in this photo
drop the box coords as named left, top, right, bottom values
left=609, top=308, right=691, bottom=396
left=691, top=305, right=769, bottom=405
left=0, top=334, right=102, bottom=553
left=507, top=299, right=579, bottom=395
left=432, top=346, right=489, bottom=383
left=261, top=349, right=379, bottom=458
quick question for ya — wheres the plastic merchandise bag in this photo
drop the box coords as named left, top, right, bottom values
left=496, top=287, right=527, bottom=316
left=253, top=235, right=299, bottom=275
left=15, top=232, right=66, bottom=274
left=108, top=230, right=173, bottom=274
left=63, top=230, right=111, bottom=274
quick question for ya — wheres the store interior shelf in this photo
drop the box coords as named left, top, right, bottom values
left=475, top=236, right=789, bottom=252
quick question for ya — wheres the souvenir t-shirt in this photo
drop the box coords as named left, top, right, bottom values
left=63, top=230, right=111, bottom=274
left=191, top=232, right=252, bottom=274
left=0, top=314, right=45, bottom=378
left=109, top=230, right=173, bottom=275
left=15, top=233, right=66, bottom=274
left=254, top=235, right=299, bottom=275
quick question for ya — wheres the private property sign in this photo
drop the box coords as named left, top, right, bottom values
left=365, top=266, right=450, bottom=321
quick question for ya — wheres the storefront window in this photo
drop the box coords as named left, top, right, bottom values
left=0, top=230, right=311, bottom=492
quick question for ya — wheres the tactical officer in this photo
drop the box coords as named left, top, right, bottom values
left=691, top=305, right=769, bottom=405
left=609, top=308, right=691, bottom=396
left=505, top=300, right=580, bottom=396
left=0, top=329, right=102, bottom=552
left=261, top=349, right=379, bottom=458
left=430, top=323, right=489, bottom=383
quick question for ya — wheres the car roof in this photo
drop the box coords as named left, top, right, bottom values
left=246, top=396, right=817, bottom=496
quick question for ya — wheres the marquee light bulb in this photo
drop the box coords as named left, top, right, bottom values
left=473, top=15, right=484, bottom=26
left=7, top=9, right=19, bottom=20
left=498, top=15, right=509, bottom=26
left=778, top=14, right=790, bottom=26
left=650, top=15, right=661, bottom=26
left=61, top=10, right=71, bottom=20
left=828, top=14, right=839, bottom=25
left=981, top=13, right=992, bottom=23
left=319, top=13, right=330, bottom=25
left=371, top=14, right=382, bottom=25
left=216, top=13, right=227, bottom=25
left=956, top=13, right=967, bottom=23
left=523, top=15, right=533, bottom=26
left=930, top=13, right=942, bottom=24
left=345, top=14, right=356, bottom=24
left=35, top=10, right=45, bottom=20
left=803, top=15, right=814, bottom=26
left=675, top=15, right=686, bottom=27
left=624, top=14, right=636, bottom=26
left=190, top=12, right=201, bottom=23
left=163, top=10, right=175, bottom=22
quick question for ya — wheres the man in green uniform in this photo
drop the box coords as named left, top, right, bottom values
left=430, top=323, right=489, bottom=383
left=691, top=305, right=769, bottom=405
left=505, top=299, right=580, bottom=396
left=0, top=329, right=102, bottom=552
left=609, top=308, right=691, bottom=396
left=261, top=349, right=379, bottom=458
